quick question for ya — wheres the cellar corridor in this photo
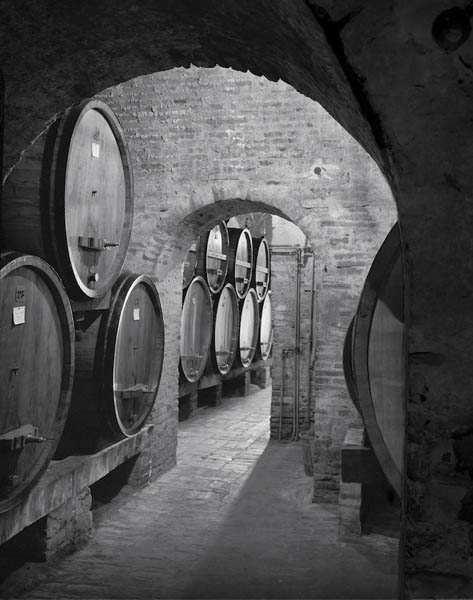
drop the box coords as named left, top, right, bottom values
left=1, top=385, right=398, bottom=600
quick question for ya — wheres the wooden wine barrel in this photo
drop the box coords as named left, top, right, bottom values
left=0, top=252, right=75, bottom=512
left=238, top=288, right=260, bottom=368
left=182, top=239, right=200, bottom=289
left=342, top=316, right=360, bottom=413
left=1, top=99, right=134, bottom=300
left=351, top=224, right=405, bottom=496
left=180, top=276, right=213, bottom=382
left=252, top=237, right=270, bottom=302
left=227, top=228, right=253, bottom=300
left=56, top=272, right=165, bottom=457
left=206, top=283, right=239, bottom=375
left=197, top=222, right=229, bottom=294
left=257, top=292, right=273, bottom=360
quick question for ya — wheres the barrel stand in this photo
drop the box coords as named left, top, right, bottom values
left=0, top=426, right=153, bottom=578
left=250, top=364, right=270, bottom=389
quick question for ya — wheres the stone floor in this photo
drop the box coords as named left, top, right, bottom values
left=2, top=384, right=399, bottom=599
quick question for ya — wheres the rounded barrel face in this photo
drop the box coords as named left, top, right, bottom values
left=352, top=224, right=405, bottom=496
left=342, top=317, right=359, bottom=413
left=233, top=230, right=253, bottom=299
left=0, top=255, right=73, bottom=512
left=180, top=277, right=213, bottom=382
left=112, top=278, right=165, bottom=437
left=253, top=238, right=270, bottom=302
left=64, top=104, right=131, bottom=298
left=239, top=289, right=259, bottom=368
left=214, top=284, right=239, bottom=374
left=182, top=240, right=199, bottom=289
left=259, top=293, right=273, bottom=360
left=205, top=224, right=229, bottom=293
left=367, top=254, right=405, bottom=478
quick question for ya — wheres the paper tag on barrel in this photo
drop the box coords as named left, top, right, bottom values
left=13, top=306, right=26, bottom=325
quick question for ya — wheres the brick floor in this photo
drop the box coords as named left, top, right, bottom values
left=2, top=384, right=398, bottom=599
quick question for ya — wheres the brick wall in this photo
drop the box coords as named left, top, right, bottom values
left=3, top=65, right=396, bottom=499
left=96, top=66, right=396, bottom=499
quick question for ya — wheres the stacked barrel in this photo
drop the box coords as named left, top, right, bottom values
left=343, top=224, right=405, bottom=497
left=180, top=221, right=272, bottom=386
left=0, top=99, right=165, bottom=510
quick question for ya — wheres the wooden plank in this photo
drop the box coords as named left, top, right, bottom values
left=198, top=372, right=221, bottom=390
left=0, top=425, right=153, bottom=545
left=341, top=446, right=386, bottom=484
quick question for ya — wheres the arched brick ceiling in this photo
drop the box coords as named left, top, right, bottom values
left=1, top=0, right=382, bottom=180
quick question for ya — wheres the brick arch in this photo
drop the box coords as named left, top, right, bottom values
left=146, top=197, right=323, bottom=282
left=92, top=67, right=396, bottom=532
left=93, top=67, right=395, bottom=283
left=1, top=0, right=384, bottom=184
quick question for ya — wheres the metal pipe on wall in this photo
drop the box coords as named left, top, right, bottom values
left=271, top=245, right=314, bottom=441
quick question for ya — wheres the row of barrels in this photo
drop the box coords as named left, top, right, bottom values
left=0, top=254, right=165, bottom=514
left=180, top=223, right=273, bottom=383
left=343, top=224, right=405, bottom=497
left=0, top=99, right=165, bottom=513
left=183, top=222, right=270, bottom=302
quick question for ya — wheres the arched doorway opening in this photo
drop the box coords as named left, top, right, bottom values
left=0, top=63, right=401, bottom=597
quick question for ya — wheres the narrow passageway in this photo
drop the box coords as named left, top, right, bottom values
left=6, top=386, right=398, bottom=599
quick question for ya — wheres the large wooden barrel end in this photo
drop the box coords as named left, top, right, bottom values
left=197, top=222, right=229, bottom=294
left=238, top=288, right=260, bottom=368
left=180, top=276, right=213, bottom=382
left=227, top=228, right=253, bottom=300
left=208, top=283, right=239, bottom=375
left=2, top=98, right=134, bottom=301
left=0, top=252, right=75, bottom=512
left=252, top=237, right=270, bottom=303
left=351, top=224, right=405, bottom=497
left=258, top=292, right=273, bottom=360
left=103, top=272, right=165, bottom=438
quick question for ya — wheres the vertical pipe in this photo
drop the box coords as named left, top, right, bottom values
left=292, top=248, right=302, bottom=441
left=307, top=252, right=316, bottom=428
left=278, top=350, right=286, bottom=440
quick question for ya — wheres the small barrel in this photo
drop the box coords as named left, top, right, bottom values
left=238, top=288, right=260, bottom=368
left=206, top=283, right=239, bottom=375
left=180, top=276, right=213, bottom=382
left=56, top=272, right=165, bottom=457
left=1, top=98, right=134, bottom=300
left=182, top=239, right=200, bottom=289
left=197, top=222, right=229, bottom=294
left=0, top=252, right=75, bottom=512
left=257, top=292, right=273, bottom=360
left=351, top=224, right=405, bottom=497
left=252, top=237, right=270, bottom=302
left=227, top=228, right=253, bottom=300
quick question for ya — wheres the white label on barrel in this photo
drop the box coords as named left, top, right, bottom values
left=91, top=142, right=100, bottom=158
left=133, top=308, right=140, bottom=321
left=13, top=306, right=26, bottom=325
